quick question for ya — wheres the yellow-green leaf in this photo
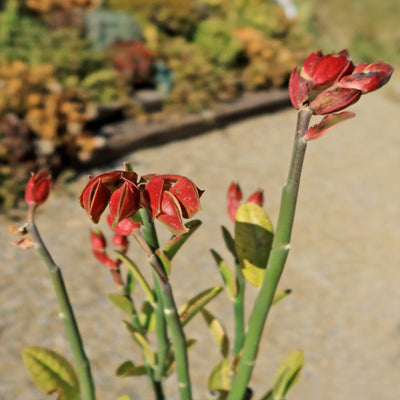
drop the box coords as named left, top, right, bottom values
left=107, top=294, right=134, bottom=315
left=23, top=346, right=80, bottom=400
left=273, top=350, right=304, bottom=399
left=211, top=249, right=237, bottom=300
left=164, top=339, right=197, bottom=377
left=179, top=286, right=223, bottom=326
left=116, top=361, right=148, bottom=377
left=163, top=220, right=202, bottom=260
left=201, top=309, right=229, bottom=357
left=155, top=249, right=171, bottom=276
left=122, top=321, right=156, bottom=367
left=116, top=396, right=131, bottom=400
left=208, top=359, right=232, bottom=392
left=139, top=301, right=156, bottom=332
left=272, top=289, right=292, bottom=306
left=235, top=203, right=274, bottom=287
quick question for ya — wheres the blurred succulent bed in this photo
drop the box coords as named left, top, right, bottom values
left=0, top=0, right=313, bottom=211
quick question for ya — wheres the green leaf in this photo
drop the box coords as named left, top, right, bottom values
left=259, top=390, right=273, bottom=400
left=208, top=359, right=231, bottom=392
left=116, top=361, right=148, bottom=377
left=155, top=249, right=171, bottom=276
left=179, top=286, right=223, bottom=326
left=116, top=252, right=155, bottom=303
left=116, top=396, right=131, bottom=400
left=272, top=289, right=292, bottom=306
left=221, top=225, right=237, bottom=259
left=164, top=339, right=197, bottom=377
left=163, top=220, right=202, bottom=261
left=139, top=301, right=156, bottom=332
left=201, top=309, right=229, bottom=358
left=272, top=350, right=304, bottom=400
left=234, top=203, right=274, bottom=287
left=122, top=321, right=156, bottom=367
left=210, top=249, right=237, bottom=300
left=22, top=346, right=80, bottom=400
left=107, top=294, right=134, bottom=315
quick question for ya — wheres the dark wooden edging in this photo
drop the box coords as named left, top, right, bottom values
left=81, top=89, right=290, bottom=166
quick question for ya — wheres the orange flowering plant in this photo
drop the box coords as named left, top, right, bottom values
left=12, top=50, right=393, bottom=400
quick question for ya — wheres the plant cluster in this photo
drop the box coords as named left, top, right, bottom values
left=10, top=49, right=393, bottom=400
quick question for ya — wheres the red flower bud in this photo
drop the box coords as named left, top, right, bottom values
left=90, top=229, right=116, bottom=268
left=247, top=190, right=264, bottom=206
left=106, top=214, right=140, bottom=235
left=227, top=182, right=242, bottom=222
left=25, top=170, right=51, bottom=206
left=108, top=181, right=141, bottom=228
left=338, top=62, right=394, bottom=93
left=113, top=233, right=129, bottom=253
left=288, top=68, right=310, bottom=109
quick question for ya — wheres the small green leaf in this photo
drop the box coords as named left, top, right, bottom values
left=116, top=361, right=148, bottom=377
left=235, top=203, right=274, bottom=287
left=272, top=350, right=304, bottom=400
left=272, top=289, right=292, bottom=306
left=116, top=396, right=131, bottom=400
left=139, top=301, right=156, bottom=332
left=211, top=249, right=237, bottom=300
left=221, top=225, right=237, bottom=259
left=179, top=286, right=223, bottom=326
left=107, top=293, right=134, bottom=315
left=201, top=309, right=229, bottom=357
left=208, top=359, right=232, bottom=392
left=122, top=321, right=156, bottom=367
left=163, top=220, right=202, bottom=260
left=23, top=346, right=80, bottom=400
left=116, top=252, right=155, bottom=303
left=155, top=249, right=171, bottom=276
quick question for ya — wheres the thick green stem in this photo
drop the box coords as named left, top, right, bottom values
left=233, top=260, right=246, bottom=356
left=27, top=210, right=95, bottom=400
left=227, top=109, right=312, bottom=400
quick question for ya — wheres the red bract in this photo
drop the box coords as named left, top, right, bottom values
left=108, top=181, right=141, bottom=228
left=338, top=62, right=394, bottom=93
left=142, top=174, right=203, bottom=234
left=301, top=49, right=354, bottom=90
left=79, top=171, right=138, bottom=223
left=25, top=170, right=51, bottom=206
left=247, top=189, right=264, bottom=206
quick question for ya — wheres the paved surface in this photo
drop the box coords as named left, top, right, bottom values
left=1, top=79, right=399, bottom=400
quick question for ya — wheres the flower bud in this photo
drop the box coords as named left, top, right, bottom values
left=247, top=189, right=264, bottom=206
left=106, top=214, right=140, bottom=236
left=90, top=229, right=116, bottom=268
left=227, top=182, right=242, bottom=222
left=25, top=170, right=51, bottom=206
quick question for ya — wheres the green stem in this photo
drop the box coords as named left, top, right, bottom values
left=27, top=208, right=95, bottom=400
left=227, top=108, right=312, bottom=400
left=137, top=209, right=193, bottom=400
left=233, top=260, right=246, bottom=356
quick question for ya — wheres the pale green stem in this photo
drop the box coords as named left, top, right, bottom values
left=233, top=260, right=246, bottom=356
left=227, top=108, right=312, bottom=400
left=27, top=206, right=95, bottom=400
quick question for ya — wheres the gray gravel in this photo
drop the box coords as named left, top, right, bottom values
left=1, top=81, right=400, bottom=400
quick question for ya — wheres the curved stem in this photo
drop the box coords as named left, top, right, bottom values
left=227, top=108, right=312, bottom=400
left=27, top=208, right=96, bottom=400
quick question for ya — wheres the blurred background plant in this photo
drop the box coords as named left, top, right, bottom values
left=1, top=0, right=397, bottom=212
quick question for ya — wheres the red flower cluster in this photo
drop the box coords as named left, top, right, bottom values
left=289, top=50, right=393, bottom=115
left=289, top=49, right=393, bottom=140
left=227, top=182, right=264, bottom=222
left=79, top=170, right=203, bottom=235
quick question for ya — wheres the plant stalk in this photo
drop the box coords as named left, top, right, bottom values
left=227, top=108, right=312, bottom=400
left=27, top=208, right=95, bottom=400
left=233, top=260, right=246, bottom=356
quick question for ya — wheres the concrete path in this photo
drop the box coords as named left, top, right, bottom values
left=1, top=79, right=399, bottom=400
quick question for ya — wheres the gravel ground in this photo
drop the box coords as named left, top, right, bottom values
left=1, top=80, right=399, bottom=400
